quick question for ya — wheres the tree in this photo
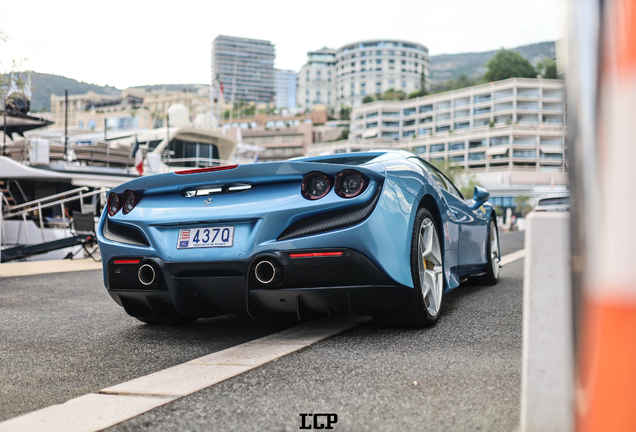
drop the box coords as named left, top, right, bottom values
left=430, top=74, right=481, bottom=93
left=339, top=105, right=352, bottom=120
left=338, top=127, right=349, bottom=141
left=514, top=195, right=533, bottom=216
left=536, top=58, right=558, bottom=79
left=380, top=88, right=406, bottom=101
left=407, top=89, right=429, bottom=99
left=484, top=50, right=537, bottom=82
left=362, top=95, right=375, bottom=104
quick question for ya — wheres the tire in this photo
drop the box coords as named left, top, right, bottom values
left=471, top=216, right=500, bottom=286
left=133, top=314, right=198, bottom=325
left=372, top=207, right=444, bottom=328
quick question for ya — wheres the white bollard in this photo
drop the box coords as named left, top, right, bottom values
left=521, top=212, right=573, bottom=432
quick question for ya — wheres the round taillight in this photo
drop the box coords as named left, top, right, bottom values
left=301, top=172, right=331, bottom=200
left=335, top=170, right=367, bottom=198
left=123, top=190, right=136, bottom=214
left=107, top=192, right=120, bottom=216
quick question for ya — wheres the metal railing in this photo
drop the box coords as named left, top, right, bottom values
left=2, top=187, right=106, bottom=243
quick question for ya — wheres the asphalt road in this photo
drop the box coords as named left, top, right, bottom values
left=0, top=232, right=524, bottom=429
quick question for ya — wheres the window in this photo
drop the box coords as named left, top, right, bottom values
left=514, top=136, right=536, bottom=145
left=408, top=157, right=448, bottom=191
left=430, top=144, right=445, bottom=153
left=420, top=116, right=433, bottom=124
left=436, top=125, right=451, bottom=133
left=513, top=149, right=536, bottom=159
left=454, top=122, right=470, bottom=130
left=494, top=89, right=513, bottom=100
left=454, top=97, right=470, bottom=107
left=376, top=59, right=382, bottom=64
left=382, top=111, right=400, bottom=117
left=518, top=88, right=540, bottom=98
left=449, top=142, right=465, bottom=151
left=366, top=122, right=378, bottom=128
left=413, top=146, right=426, bottom=154
left=382, top=131, right=400, bottom=139
left=418, top=127, right=432, bottom=135
left=383, top=121, right=400, bottom=127
left=436, top=100, right=451, bottom=110
left=367, top=112, right=379, bottom=118
left=540, top=137, right=562, bottom=146
left=474, top=94, right=491, bottom=103
left=403, top=107, right=416, bottom=116
left=450, top=155, right=465, bottom=163
left=78, top=121, right=84, bottom=129
left=469, top=139, right=486, bottom=149
left=403, top=130, right=415, bottom=138
left=404, top=119, right=416, bottom=126
left=419, top=104, right=433, bottom=113
left=469, top=152, right=486, bottom=161
left=490, top=136, right=510, bottom=146
left=474, top=107, right=491, bottom=115
left=540, top=151, right=563, bottom=159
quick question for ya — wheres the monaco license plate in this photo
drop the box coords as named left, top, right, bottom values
left=177, top=226, right=234, bottom=249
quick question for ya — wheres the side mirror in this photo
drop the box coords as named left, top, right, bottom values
left=471, top=186, right=490, bottom=210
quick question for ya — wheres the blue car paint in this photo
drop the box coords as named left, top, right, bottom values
left=97, top=150, right=493, bottom=298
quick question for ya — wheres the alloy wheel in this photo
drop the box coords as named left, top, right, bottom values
left=417, top=218, right=444, bottom=317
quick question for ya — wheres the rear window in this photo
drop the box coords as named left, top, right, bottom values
left=538, top=196, right=569, bottom=206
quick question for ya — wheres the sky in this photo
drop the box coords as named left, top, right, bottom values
left=0, top=0, right=564, bottom=89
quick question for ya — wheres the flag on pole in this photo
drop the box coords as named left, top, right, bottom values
left=130, top=136, right=143, bottom=175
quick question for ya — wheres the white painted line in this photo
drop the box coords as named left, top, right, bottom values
left=0, top=393, right=174, bottom=432
left=500, top=249, right=526, bottom=267
left=0, top=316, right=368, bottom=432
left=100, top=364, right=251, bottom=397
left=188, top=342, right=307, bottom=367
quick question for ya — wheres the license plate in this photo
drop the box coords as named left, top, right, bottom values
left=177, top=226, right=234, bottom=249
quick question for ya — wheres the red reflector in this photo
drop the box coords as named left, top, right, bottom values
left=175, top=164, right=239, bottom=175
left=113, top=259, right=141, bottom=264
left=289, top=252, right=343, bottom=258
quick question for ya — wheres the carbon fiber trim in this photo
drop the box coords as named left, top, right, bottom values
left=277, top=184, right=382, bottom=241
left=103, top=217, right=150, bottom=247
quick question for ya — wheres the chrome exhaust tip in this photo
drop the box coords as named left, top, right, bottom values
left=138, top=263, right=156, bottom=286
left=255, top=260, right=277, bottom=284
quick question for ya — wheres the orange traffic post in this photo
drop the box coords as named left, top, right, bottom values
left=570, top=0, right=636, bottom=430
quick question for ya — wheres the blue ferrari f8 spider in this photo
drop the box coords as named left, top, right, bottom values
left=97, top=150, right=500, bottom=327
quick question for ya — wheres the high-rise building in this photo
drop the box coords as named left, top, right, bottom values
left=274, top=69, right=297, bottom=109
left=297, top=48, right=337, bottom=111
left=334, top=39, right=430, bottom=108
left=211, top=35, right=276, bottom=104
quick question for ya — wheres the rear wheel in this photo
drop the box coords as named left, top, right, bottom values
left=471, top=216, right=500, bottom=285
left=372, top=207, right=444, bottom=328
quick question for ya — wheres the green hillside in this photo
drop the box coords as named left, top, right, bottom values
left=429, top=41, right=556, bottom=83
left=28, top=72, right=119, bottom=112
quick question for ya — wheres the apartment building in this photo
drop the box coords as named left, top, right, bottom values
left=335, top=39, right=430, bottom=108
left=211, top=35, right=276, bottom=104
left=220, top=110, right=345, bottom=162
left=274, top=69, right=297, bottom=109
left=297, top=48, right=337, bottom=111
left=310, top=78, right=567, bottom=203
